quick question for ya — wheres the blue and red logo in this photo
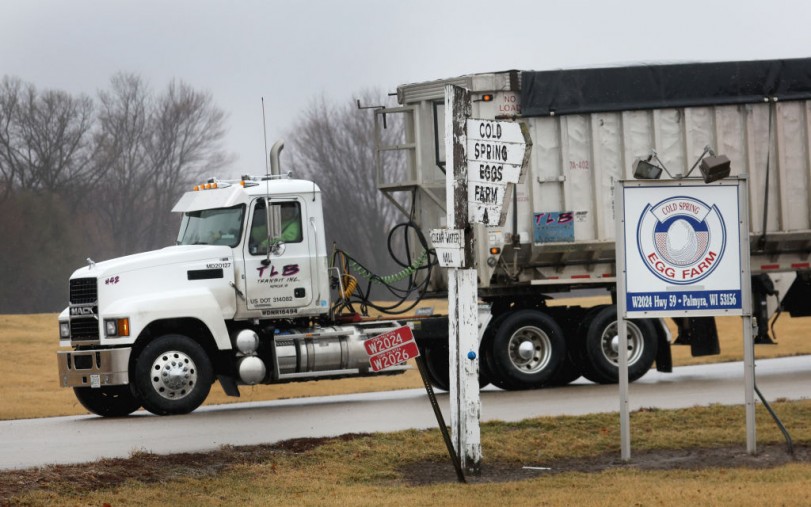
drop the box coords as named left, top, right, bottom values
left=636, top=196, right=726, bottom=285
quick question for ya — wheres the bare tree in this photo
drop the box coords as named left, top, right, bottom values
left=286, top=91, right=407, bottom=275
left=0, top=77, right=93, bottom=199
left=0, top=77, right=23, bottom=199
left=144, top=80, right=230, bottom=249
left=92, top=74, right=231, bottom=255
left=92, top=73, right=151, bottom=254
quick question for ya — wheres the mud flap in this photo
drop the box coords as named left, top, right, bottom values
left=674, top=317, right=720, bottom=357
left=654, top=320, right=673, bottom=373
left=217, top=374, right=241, bottom=397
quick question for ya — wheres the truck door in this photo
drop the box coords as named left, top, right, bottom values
left=243, top=197, right=314, bottom=317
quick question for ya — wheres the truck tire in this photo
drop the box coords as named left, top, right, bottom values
left=422, top=342, right=450, bottom=391
left=73, top=385, right=141, bottom=417
left=422, top=341, right=492, bottom=392
left=479, top=315, right=511, bottom=390
left=579, top=305, right=657, bottom=384
left=133, top=334, right=213, bottom=416
left=542, top=354, right=581, bottom=387
left=486, top=309, right=566, bottom=390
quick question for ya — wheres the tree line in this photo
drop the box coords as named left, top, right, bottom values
left=0, top=73, right=230, bottom=313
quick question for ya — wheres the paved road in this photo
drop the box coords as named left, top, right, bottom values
left=1, top=355, right=809, bottom=470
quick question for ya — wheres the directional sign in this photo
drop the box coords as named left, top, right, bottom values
left=365, top=325, right=420, bottom=372
left=430, top=229, right=466, bottom=268
left=467, top=120, right=527, bottom=160
left=465, top=119, right=531, bottom=225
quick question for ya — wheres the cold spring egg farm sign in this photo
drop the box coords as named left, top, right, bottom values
left=619, top=179, right=746, bottom=318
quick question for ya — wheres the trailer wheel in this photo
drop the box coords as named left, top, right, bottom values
left=422, top=342, right=450, bottom=391
left=422, top=341, right=491, bottom=392
left=73, top=385, right=141, bottom=417
left=487, top=309, right=565, bottom=390
left=133, top=334, right=213, bottom=415
left=479, top=315, right=510, bottom=390
left=543, top=354, right=581, bottom=387
left=580, top=305, right=657, bottom=384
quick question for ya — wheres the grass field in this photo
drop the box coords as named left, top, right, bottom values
left=2, top=296, right=811, bottom=420
left=2, top=401, right=809, bottom=505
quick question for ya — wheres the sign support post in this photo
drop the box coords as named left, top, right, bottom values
left=444, top=84, right=481, bottom=475
left=439, top=85, right=531, bottom=474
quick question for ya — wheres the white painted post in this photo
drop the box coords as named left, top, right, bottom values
left=444, top=84, right=481, bottom=474
left=615, top=184, right=631, bottom=461
left=738, top=178, right=756, bottom=454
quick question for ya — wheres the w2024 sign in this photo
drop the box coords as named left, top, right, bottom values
left=621, top=182, right=744, bottom=318
left=365, top=326, right=420, bottom=372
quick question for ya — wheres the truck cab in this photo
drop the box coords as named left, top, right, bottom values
left=171, top=176, right=331, bottom=321
left=56, top=174, right=380, bottom=418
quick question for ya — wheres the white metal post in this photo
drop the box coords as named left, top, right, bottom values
left=444, top=84, right=481, bottom=474
left=738, top=178, right=756, bottom=453
left=615, top=182, right=631, bottom=461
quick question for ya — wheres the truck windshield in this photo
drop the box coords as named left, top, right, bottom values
left=176, top=205, right=244, bottom=247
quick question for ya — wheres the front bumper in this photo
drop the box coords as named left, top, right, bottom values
left=57, top=347, right=132, bottom=388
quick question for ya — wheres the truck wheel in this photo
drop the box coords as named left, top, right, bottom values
left=487, top=309, right=566, bottom=390
left=133, top=334, right=213, bottom=415
left=543, top=354, right=581, bottom=387
left=580, top=305, right=657, bottom=384
left=73, top=385, right=141, bottom=417
left=422, top=341, right=492, bottom=392
left=422, top=342, right=450, bottom=391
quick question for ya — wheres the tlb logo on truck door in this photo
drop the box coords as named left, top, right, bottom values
left=636, top=196, right=726, bottom=285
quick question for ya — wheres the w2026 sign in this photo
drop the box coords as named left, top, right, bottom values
left=621, top=181, right=744, bottom=318
left=365, top=326, right=420, bottom=372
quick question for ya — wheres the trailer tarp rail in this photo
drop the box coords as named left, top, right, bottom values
left=521, top=57, right=811, bottom=117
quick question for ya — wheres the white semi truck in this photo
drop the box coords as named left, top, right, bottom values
left=57, top=57, right=811, bottom=416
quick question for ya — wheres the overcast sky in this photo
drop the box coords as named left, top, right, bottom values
left=2, top=0, right=809, bottom=176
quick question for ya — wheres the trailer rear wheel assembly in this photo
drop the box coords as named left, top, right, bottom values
left=74, top=385, right=141, bottom=417
left=133, top=334, right=213, bottom=415
left=577, top=305, right=657, bottom=384
left=487, top=309, right=565, bottom=390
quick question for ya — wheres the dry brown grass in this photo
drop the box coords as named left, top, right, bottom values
left=3, top=297, right=811, bottom=420
left=3, top=401, right=811, bottom=506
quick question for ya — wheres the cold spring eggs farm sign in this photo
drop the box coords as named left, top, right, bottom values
left=621, top=181, right=745, bottom=318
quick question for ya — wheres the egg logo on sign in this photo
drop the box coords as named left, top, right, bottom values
left=636, top=196, right=726, bottom=285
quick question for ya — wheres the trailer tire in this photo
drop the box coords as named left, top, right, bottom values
left=487, top=309, right=566, bottom=390
left=422, top=341, right=491, bottom=392
left=133, top=334, right=213, bottom=416
left=480, top=313, right=511, bottom=390
left=422, top=342, right=451, bottom=391
left=543, top=354, right=581, bottom=387
left=580, top=305, right=657, bottom=384
left=73, top=385, right=141, bottom=417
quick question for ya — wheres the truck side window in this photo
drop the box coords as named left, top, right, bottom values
left=249, top=201, right=302, bottom=255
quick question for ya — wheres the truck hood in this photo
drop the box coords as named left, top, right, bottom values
left=71, top=245, right=234, bottom=279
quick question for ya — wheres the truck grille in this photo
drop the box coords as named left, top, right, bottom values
left=70, top=278, right=98, bottom=305
left=70, top=318, right=99, bottom=341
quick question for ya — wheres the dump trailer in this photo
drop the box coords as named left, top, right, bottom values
left=374, top=57, right=811, bottom=390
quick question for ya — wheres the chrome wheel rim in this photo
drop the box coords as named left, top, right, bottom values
left=507, top=326, right=552, bottom=374
left=600, top=321, right=644, bottom=366
left=150, top=350, right=197, bottom=400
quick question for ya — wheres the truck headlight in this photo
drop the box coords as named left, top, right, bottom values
left=104, top=318, right=130, bottom=338
left=59, top=322, right=70, bottom=339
